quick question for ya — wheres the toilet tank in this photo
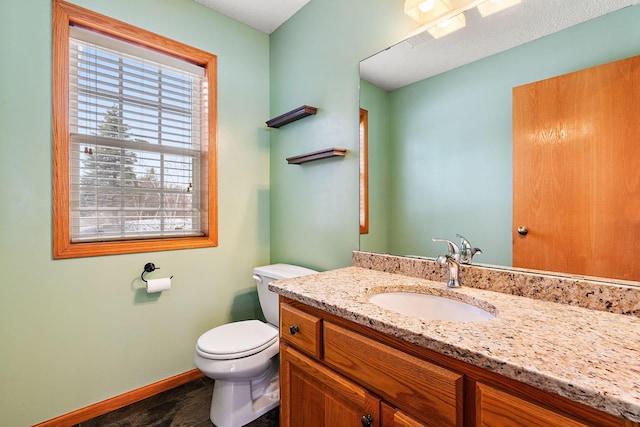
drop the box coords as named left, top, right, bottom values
left=253, top=264, right=317, bottom=326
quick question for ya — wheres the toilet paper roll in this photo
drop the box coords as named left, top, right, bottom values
left=146, top=277, right=172, bottom=294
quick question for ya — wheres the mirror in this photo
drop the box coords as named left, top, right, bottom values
left=359, top=1, right=640, bottom=284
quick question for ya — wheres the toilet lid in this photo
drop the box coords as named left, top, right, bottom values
left=196, top=320, right=278, bottom=360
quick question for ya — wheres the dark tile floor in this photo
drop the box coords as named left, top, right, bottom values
left=73, top=377, right=279, bottom=427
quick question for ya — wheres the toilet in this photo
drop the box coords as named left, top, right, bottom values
left=194, top=263, right=317, bottom=427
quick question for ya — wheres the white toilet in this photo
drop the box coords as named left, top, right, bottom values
left=194, top=263, right=317, bottom=427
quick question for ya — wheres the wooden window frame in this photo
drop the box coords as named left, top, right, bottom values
left=359, top=108, right=369, bottom=234
left=52, top=0, right=218, bottom=258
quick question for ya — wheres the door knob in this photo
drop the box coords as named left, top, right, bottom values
left=361, top=414, right=374, bottom=427
left=517, top=226, right=529, bottom=236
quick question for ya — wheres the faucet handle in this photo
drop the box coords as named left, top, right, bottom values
left=456, top=234, right=471, bottom=248
left=432, top=238, right=460, bottom=259
left=456, top=234, right=482, bottom=264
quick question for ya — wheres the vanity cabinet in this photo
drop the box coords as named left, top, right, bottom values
left=280, top=301, right=461, bottom=427
left=279, top=299, right=637, bottom=427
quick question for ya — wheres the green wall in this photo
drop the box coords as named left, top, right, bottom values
left=361, top=5, right=640, bottom=265
left=0, top=1, right=271, bottom=425
left=268, top=0, right=416, bottom=270
left=358, top=79, right=393, bottom=254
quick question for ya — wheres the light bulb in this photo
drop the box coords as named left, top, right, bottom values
left=427, top=13, right=466, bottom=38
left=418, top=0, right=436, bottom=13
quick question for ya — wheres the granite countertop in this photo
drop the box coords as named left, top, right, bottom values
left=270, top=266, right=640, bottom=423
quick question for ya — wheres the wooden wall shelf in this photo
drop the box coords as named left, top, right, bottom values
left=266, top=105, right=317, bottom=128
left=286, top=148, right=347, bottom=164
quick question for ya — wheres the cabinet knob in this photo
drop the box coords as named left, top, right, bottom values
left=361, top=414, right=374, bottom=427
left=289, top=325, right=300, bottom=335
left=517, top=226, right=529, bottom=236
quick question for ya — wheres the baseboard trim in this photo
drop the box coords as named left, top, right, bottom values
left=33, top=369, right=204, bottom=427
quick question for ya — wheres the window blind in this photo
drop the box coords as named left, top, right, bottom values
left=68, top=26, right=206, bottom=242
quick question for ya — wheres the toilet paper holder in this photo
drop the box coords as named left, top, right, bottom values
left=141, top=263, right=173, bottom=283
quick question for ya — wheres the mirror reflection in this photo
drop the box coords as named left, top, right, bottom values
left=359, top=3, right=640, bottom=284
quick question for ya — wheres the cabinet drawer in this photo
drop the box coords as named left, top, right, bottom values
left=476, top=382, right=588, bottom=427
left=324, top=322, right=463, bottom=427
left=382, top=402, right=430, bottom=427
left=280, top=303, right=322, bottom=359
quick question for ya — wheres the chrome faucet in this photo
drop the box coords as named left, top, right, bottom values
left=432, top=235, right=482, bottom=287
left=456, top=234, right=482, bottom=264
left=432, top=238, right=461, bottom=288
left=432, top=238, right=460, bottom=260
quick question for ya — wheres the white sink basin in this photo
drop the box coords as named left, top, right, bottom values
left=368, top=292, right=495, bottom=322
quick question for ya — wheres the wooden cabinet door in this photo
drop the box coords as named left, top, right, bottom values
left=382, top=402, right=430, bottom=427
left=512, top=55, right=640, bottom=281
left=280, top=344, right=380, bottom=427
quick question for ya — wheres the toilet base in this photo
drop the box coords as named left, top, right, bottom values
left=210, top=358, right=279, bottom=427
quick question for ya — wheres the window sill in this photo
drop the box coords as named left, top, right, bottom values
left=53, top=235, right=217, bottom=259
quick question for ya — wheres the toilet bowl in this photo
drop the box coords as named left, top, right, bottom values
left=194, top=264, right=317, bottom=427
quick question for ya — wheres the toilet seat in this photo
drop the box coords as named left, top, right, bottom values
left=196, top=320, right=278, bottom=360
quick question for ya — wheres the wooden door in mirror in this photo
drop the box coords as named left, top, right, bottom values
left=513, top=55, right=640, bottom=281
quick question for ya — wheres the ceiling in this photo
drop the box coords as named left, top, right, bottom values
left=360, top=0, right=640, bottom=91
left=193, top=0, right=640, bottom=89
left=194, top=0, right=310, bottom=34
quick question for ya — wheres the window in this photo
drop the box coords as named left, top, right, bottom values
left=359, top=108, right=369, bottom=234
left=52, top=0, right=217, bottom=258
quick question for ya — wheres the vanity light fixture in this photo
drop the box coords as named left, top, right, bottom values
left=427, top=13, right=466, bottom=39
left=404, top=0, right=453, bottom=25
left=404, top=0, right=521, bottom=38
left=477, top=0, right=521, bottom=17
